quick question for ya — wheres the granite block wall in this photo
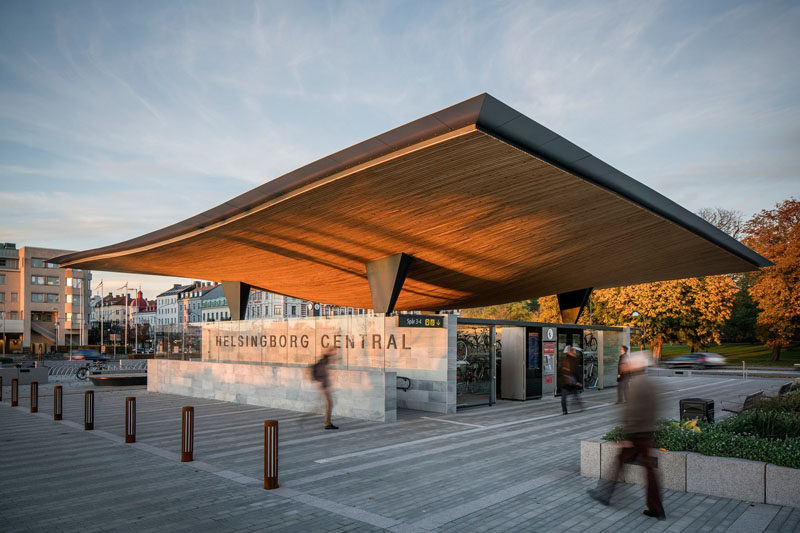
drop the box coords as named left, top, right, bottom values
left=148, top=359, right=396, bottom=423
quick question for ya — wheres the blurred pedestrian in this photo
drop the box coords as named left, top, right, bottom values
left=589, top=354, right=665, bottom=520
left=560, top=346, right=583, bottom=415
left=310, top=346, right=338, bottom=430
left=616, top=345, right=630, bottom=404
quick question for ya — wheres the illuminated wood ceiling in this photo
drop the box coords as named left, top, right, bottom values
left=52, top=94, right=770, bottom=311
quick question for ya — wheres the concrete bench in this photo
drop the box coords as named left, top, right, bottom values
left=721, top=390, right=763, bottom=414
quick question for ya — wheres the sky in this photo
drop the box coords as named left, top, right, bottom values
left=1, top=0, right=798, bottom=299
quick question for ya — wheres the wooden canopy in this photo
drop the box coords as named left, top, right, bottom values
left=52, top=94, right=771, bottom=313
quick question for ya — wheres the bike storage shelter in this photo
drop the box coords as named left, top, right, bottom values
left=458, top=318, right=627, bottom=406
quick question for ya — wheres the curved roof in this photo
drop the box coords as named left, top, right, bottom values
left=52, top=93, right=771, bottom=311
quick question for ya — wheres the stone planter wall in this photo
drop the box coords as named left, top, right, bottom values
left=581, top=439, right=800, bottom=508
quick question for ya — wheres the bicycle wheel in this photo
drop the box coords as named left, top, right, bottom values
left=76, top=367, right=89, bottom=380
left=456, top=340, right=469, bottom=361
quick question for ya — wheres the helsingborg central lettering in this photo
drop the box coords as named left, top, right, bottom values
left=214, top=333, right=413, bottom=350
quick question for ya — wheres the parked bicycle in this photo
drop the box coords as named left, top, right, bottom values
left=583, top=331, right=598, bottom=352
left=76, top=360, right=108, bottom=381
left=583, top=352, right=598, bottom=388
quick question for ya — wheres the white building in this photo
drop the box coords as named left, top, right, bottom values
left=156, top=283, right=193, bottom=327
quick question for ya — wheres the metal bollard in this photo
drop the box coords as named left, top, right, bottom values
left=264, top=420, right=279, bottom=489
left=54, top=385, right=63, bottom=421
left=125, top=397, right=136, bottom=443
left=11, top=378, right=18, bottom=407
left=84, top=390, right=94, bottom=430
left=30, top=381, right=38, bottom=413
left=181, top=406, right=194, bottom=462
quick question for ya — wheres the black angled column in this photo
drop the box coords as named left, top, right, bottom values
left=220, top=281, right=252, bottom=321
left=366, top=253, right=413, bottom=315
left=557, top=288, right=593, bottom=324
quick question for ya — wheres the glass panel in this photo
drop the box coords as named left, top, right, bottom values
left=456, top=324, right=494, bottom=406
left=602, top=330, right=623, bottom=389
left=31, top=258, right=45, bottom=268
left=31, top=293, right=44, bottom=302
left=0, top=274, right=5, bottom=283
left=46, top=276, right=59, bottom=285
left=582, top=330, right=599, bottom=389
left=46, top=293, right=59, bottom=303
left=31, top=275, right=44, bottom=285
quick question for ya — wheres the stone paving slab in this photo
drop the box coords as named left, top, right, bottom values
left=1, top=375, right=798, bottom=532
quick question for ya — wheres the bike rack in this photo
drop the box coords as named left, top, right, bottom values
left=181, top=406, right=194, bottom=462
left=125, top=397, right=136, bottom=443
left=30, top=381, right=38, bottom=413
left=264, top=420, right=278, bottom=489
left=84, top=390, right=94, bottom=430
left=11, top=378, right=18, bottom=407
left=54, top=385, right=63, bottom=420
left=397, top=376, right=411, bottom=392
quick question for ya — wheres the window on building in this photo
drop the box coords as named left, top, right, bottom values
left=274, top=306, right=281, bottom=316
left=291, top=305, right=297, bottom=316
left=46, top=261, right=58, bottom=268
left=11, top=292, right=18, bottom=302
left=46, top=293, right=59, bottom=303
left=0, top=292, right=4, bottom=302
left=31, top=258, right=45, bottom=268
left=9, top=311, right=18, bottom=319
left=46, top=276, right=59, bottom=286
left=67, top=294, right=81, bottom=306
left=0, top=274, right=5, bottom=284
left=0, top=258, right=19, bottom=268
left=31, top=275, right=45, bottom=285
left=31, top=293, right=44, bottom=302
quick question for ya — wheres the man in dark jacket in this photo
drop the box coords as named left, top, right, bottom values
left=616, top=345, right=630, bottom=404
left=311, top=347, right=338, bottom=430
left=589, top=354, right=665, bottom=520
left=559, top=346, right=583, bottom=415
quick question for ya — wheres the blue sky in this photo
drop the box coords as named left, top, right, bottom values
left=1, top=1, right=798, bottom=298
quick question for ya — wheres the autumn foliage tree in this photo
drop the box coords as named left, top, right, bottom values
left=591, top=276, right=736, bottom=359
left=743, top=199, right=800, bottom=361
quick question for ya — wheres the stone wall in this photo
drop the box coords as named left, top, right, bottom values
left=200, top=315, right=453, bottom=415
left=148, top=359, right=396, bottom=423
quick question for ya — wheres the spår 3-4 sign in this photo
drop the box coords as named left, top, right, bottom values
left=397, top=315, right=444, bottom=328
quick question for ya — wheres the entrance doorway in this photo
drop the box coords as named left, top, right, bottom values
left=456, top=325, right=498, bottom=407
left=555, top=329, right=583, bottom=395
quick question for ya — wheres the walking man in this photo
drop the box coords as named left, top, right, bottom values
left=616, top=345, right=630, bottom=404
left=589, top=354, right=665, bottom=520
left=311, top=346, right=338, bottom=430
left=560, top=346, right=583, bottom=415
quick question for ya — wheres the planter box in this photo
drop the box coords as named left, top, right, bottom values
left=599, top=441, right=686, bottom=492
left=581, top=439, right=799, bottom=508
left=686, top=453, right=764, bottom=502
left=766, top=464, right=800, bottom=507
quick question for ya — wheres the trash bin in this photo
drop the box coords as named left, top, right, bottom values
left=680, top=398, right=714, bottom=423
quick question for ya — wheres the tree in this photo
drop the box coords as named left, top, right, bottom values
left=697, top=207, right=746, bottom=239
left=743, top=199, right=800, bottom=361
left=592, top=276, right=736, bottom=359
left=721, top=274, right=759, bottom=343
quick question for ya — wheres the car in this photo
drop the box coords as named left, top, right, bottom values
left=70, top=349, right=109, bottom=362
left=661, top=352, right=726, bottom=369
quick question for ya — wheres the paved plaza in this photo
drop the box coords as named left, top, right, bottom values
left=1, top=373, right=799, bottom=532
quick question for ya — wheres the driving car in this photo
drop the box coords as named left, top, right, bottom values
left=661, top=352, right=726, bottom=369
left=70, top=349, right=109, bottom=362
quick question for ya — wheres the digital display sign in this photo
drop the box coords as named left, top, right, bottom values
left=397, top=315, right=444, bottom=328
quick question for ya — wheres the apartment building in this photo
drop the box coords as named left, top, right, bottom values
left=0, top=243, right=92, bottom=354
left=156, top=283, right=194, bottom=327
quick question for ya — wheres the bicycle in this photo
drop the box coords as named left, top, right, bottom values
left=584, top=332, right=598, bottom=352
left=76, top=361, right=107, bottom=381
left=583, top=353, right=598, bottom=388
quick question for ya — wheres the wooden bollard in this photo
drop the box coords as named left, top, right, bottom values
left=30, top=381, right=38, bottom=413
left=264, top=420, right=278, bottom=489
left=54, top=385, right=63, bottom=420
left=125, top=397, right=136, bottom=443
left=181, top=406, right=194, bottom=462
left=11, top=378, right=18, bottom=407
left=84, top=390, right=94, bottom=430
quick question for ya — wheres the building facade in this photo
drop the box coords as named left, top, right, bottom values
left=0, top=243, right=92, bottom=354
left=200, top=284, right=230, bottom=322
left=156, top=283, right=194, bottom=327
